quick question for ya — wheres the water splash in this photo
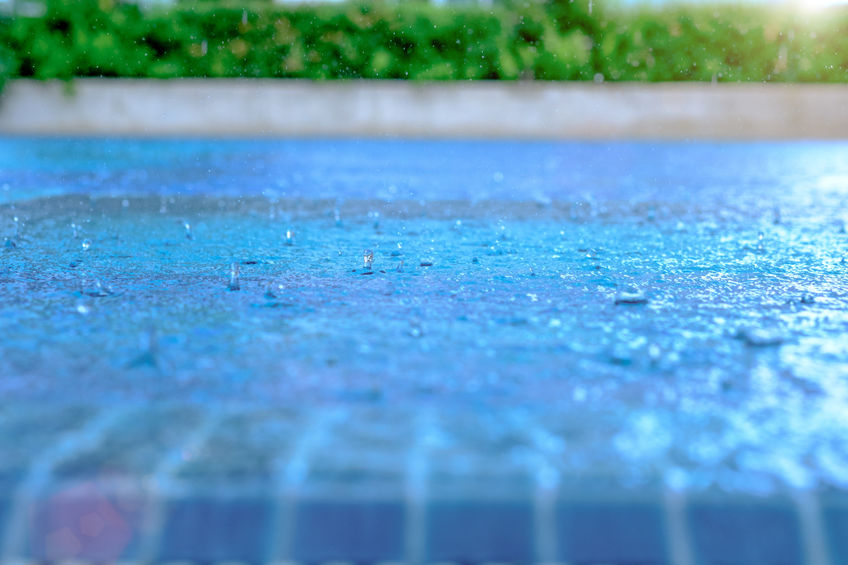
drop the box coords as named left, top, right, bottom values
left=757, top=231, right=765, bottom=254
left=363, top=249, right=374, bottom=271
left=264, top=282, right=284, bottom=299
left=81, top=279, right=112, bottom=297
left=183, top=221, right=193, bottom=240
left=614, top=286, right=648, bottom=305
left=127, top=327, right=158, bottom=369
left=81, top=238, right=92, bottom=251
left=228, top=263, right=240, bottom=291
left=284, top=229, right=294, bottom=246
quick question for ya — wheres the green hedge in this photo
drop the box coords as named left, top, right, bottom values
left=1, top=0, right=848, bottom=89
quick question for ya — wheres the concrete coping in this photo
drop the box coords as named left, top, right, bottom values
left=2, top=79, right=848, bottom=139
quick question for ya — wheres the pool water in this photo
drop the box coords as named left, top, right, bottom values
left=1, top=138, right=848, bottom=563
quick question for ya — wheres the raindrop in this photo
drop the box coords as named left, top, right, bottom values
left=265, top=282, right=284, bottom=299
left=12, top=216, right=19, bottom=237
left=614, top=286, right=648, bottom=305
left=71, top=222, right=80, bottom=239
left=408, top=318, right=424, bottom=338
left=284, top=229, right=294, bottom=246
left=756, top=231, right=765, bottom=254
left=75, top=303, right=90, bottom=315
left=363, top=249, right=374, bottom=271
left=228, top=263, right=240, bottom=291
left=369, top=210, right=380, bottom=229
left=81, top=238, right=92, bottom=251
left=183, top=221, right=193, bottom=240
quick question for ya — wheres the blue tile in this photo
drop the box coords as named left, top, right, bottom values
left=158, top=497, right=272, bottom=562
left=556, top=500, right=668, bottom=564
left=822, top=494, right=848, bottom=565
left=688, top=499, right=801, bottom=565
left=291, top=499, right=405, bottom=562
left=426, top=500, right=535, bottom=562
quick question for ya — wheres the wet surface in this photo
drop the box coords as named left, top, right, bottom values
left=1, top=138, right=848, bottom=561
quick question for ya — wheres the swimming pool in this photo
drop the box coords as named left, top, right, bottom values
left=1, top=138, right=848, bottom=563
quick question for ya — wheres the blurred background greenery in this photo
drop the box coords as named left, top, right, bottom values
left=0, top=0, right=847, bottom=92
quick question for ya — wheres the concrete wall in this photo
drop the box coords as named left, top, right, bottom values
left=1, top=79, right=847, bottom=139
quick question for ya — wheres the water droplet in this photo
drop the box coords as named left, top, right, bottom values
left=81, top=238, right=92, bottom=251
left=183, top=221, right=193, bottom=240
left=122, top=199, right=130, bottom=208
left=614, top=286, right=648, bottom=305
left=363, top=249, right=374, bottom=271
left=265, top=282, right=284, bottom=299
left=368, top=211, right=380, bottom=230
left=756, top=231, right=765, bottom=254
left=573, top=387, right=587, bottom=402
left=71, top=222, right=80, bottom=239
left=284, top=229, right=294, bottom=246
left=408, top=318, right=424, bottom=338
left=3, top=237, right=15, bottom=250
left=228, top=263, right=240, bottom=291
left=334, top=208, right=342, bottom=227
left=75, top=303, right=90, bottom=315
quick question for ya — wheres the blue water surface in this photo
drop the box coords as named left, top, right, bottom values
left=2, top=137, right=848, bottom=493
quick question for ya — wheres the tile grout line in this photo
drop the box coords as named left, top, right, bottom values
left=404, top=409, right=434, bottom=565
left=794, top=489, right=832, bottom=565
left=135, top=409, right=226, bottom=563
left=507, top=411, right=561, bottom=564
left=523, top=417, right=560, bottom=565
left=0, top=406, right=132, bottom=561
left=267, top=408, right=345, bottom=563
left=663, top=489, right=695, bottom=565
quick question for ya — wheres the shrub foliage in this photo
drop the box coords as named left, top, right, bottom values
left=1, top=0, right=847, bottom=88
